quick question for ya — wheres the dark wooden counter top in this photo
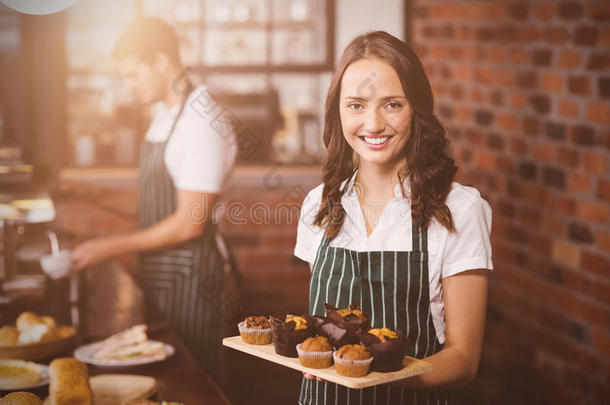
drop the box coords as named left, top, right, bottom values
left=87, top=327, right=231, bottom=405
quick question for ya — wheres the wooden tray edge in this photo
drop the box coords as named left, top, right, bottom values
left=223, top=336, right=433, bottom=389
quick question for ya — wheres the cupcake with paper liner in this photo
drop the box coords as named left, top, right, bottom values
left=269, top=314, right=316, bottom=357
left=296, top=336, right=333, bottom=369
left=332, top=344, right=373, bottom=377
left=316, top=303, right=371, bottom=349
left=238, top=315, right=272, bottom=345
left=358, top=327, right=409, bottom=372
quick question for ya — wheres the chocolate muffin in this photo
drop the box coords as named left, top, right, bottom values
left=238, top=315, right=272, bottom=345
left=359, top=328, right=409, bottom=372
left=297, top=336, right=333, bottom=369
left=317, top=303, right=371, bottom=349
left=269, top=314, right=316, bottom=357
left=332, top=344, right=373, bottom=377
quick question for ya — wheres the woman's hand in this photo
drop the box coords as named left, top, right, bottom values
left=72, top=237, right=119, bottom=271
left=303, top=372, right=326, bottom=382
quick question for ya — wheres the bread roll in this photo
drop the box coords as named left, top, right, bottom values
left=17, top=324, right=55, bottom=345
left=41, top=316, right=57, bottom=329
left=16, top=312, right=42, bottom=332
left=0, top=391, right=43, bottom=405
left=0, top=326, right=18, bottom=346
left=49, top=358, right=92, bottom=405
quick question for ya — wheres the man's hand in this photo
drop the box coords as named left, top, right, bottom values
left=72, top=237, right=119, bottom=271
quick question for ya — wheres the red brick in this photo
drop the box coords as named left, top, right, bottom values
left=509, top=137, right=528, bottom=154
left=562, top=269, right=590, bottom=295
left=574, top=26, right=599, bottom=46
left=532, top=143, right=554, bottom=161
left=601, top=26, right=610, bottom=47
left=567, top=172, right=591, bottom=193
left=554, top=195, right=576, bottom=216
left=509, top=92, right=527, bottom=108
left=545, top=26, right=570, bottom=45
left=474, top=150, right=497, bottom=171
left=585, top=102, right=610, bottom=125
left=534, top=2, right=556, bottom=21
left=540, top=72, right=563, bottom=92
left=494, top=69, right=514, bottom=86
left=497, top=113, right=518, bottom=131
left=568, top=76, right=592, bottom=95
left=552, top=239, right=580, bottom=268
left=519, top=25, right=543, bottom=42
left=556, top=147, right=580, bottom=168
left=576, top=201, right=609, bottom=223
left=597, top=230, right=610, bottom=253
left=509, top=48, right=528, bottom=64
left=584, top=151, right=609, bottom=174
left=453, top=105, right=472, bottom=123
left=582, top=251, right=610, bottom=278
left=592, top=279, right=610, bottom=306
left=558, top=98, right=580, bottom=118
left=597, top=178, right=610, bottom=202
left=592, top=330, right=610, bottom=359
left=558, top=49, right=584, bottom=68
left=452, top=64, right=471, bottom=81
left=587, top=1, right=610, bottom=21
left=474, top=67, right=493, bottom=85
left=469, top=88, right=485, bottom=102
left=543, top=213, right=567, bottom=236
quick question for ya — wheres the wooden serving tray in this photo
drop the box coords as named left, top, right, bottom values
left=223, top=336, right=433, bottom=389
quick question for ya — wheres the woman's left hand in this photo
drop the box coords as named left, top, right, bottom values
left=72, top=237, right=118, bottom=271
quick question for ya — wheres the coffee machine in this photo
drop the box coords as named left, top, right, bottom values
left=0, top=146, right=56, bottom=305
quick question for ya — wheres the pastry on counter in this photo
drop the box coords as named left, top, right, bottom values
left=0, top=312, right=67, bottom=347
left=0, top=326, right=19, bottom=346
left=332, top=344, right=373, bottom=377
left=90, top=374, right=157, bottom=405
left=49, top=357, right=92, bottom=405
left=0, top=359, right=44, bottom=390
left=238, top=315, right=272, bottom=345
left=92, top=324, right=166, bottom=362
left=359, top=327, right=409, bottom=372
left=296, top=336, right=333, bottom=369
left=269, top=314, right=316, bottom=357
left=317, top=303, right=371, bottom=349
left=0, top=391, right=43, bottom=405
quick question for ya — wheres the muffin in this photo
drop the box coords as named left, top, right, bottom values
left=332, top=344, right=373, bottom=377
left=269, top=314, right=316, bottom=357
left=317, top=303, right=371, bottom=349
left=359, top=328, right=409, bottom=372
left=296, top=336, right=333, bottom=369
left=238, top=316, right=272, bottom=345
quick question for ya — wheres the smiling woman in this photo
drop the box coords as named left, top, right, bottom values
left=294, top=31, right=493, bottom=405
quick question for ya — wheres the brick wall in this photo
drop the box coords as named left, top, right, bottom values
left=411, top=1, right=609, bottom=404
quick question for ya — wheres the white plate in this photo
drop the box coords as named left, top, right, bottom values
left=0, top=360, right=49, bottom=390
left=73, top=340, right=174, bottom=367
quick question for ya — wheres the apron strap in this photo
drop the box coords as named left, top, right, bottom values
left=164, top=81, right=194, bottom=146
left=411, top=212, right=427, bottom=253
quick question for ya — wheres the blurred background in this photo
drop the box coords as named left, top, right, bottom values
left=0, top=0, right=608, bottom=404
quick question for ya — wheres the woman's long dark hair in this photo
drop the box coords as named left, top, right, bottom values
left=314, top=31, right=457, bottom=237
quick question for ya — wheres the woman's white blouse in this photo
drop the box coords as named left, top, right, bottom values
left=145, top=84, right=237, bottom=193
left=294, top=172, right=493, bottom=344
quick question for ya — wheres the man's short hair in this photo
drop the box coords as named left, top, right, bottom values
left=113, top=17, right=182, bottom=67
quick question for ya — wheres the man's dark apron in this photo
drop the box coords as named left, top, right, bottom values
left=299, top=209, right=451, bottom=404
left=137, top=91, right=226, bottom=380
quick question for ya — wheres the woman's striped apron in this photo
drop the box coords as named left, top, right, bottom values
left=137, top=92, right=226, bottom=380
left=299, top=211, right=450, bottom=404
